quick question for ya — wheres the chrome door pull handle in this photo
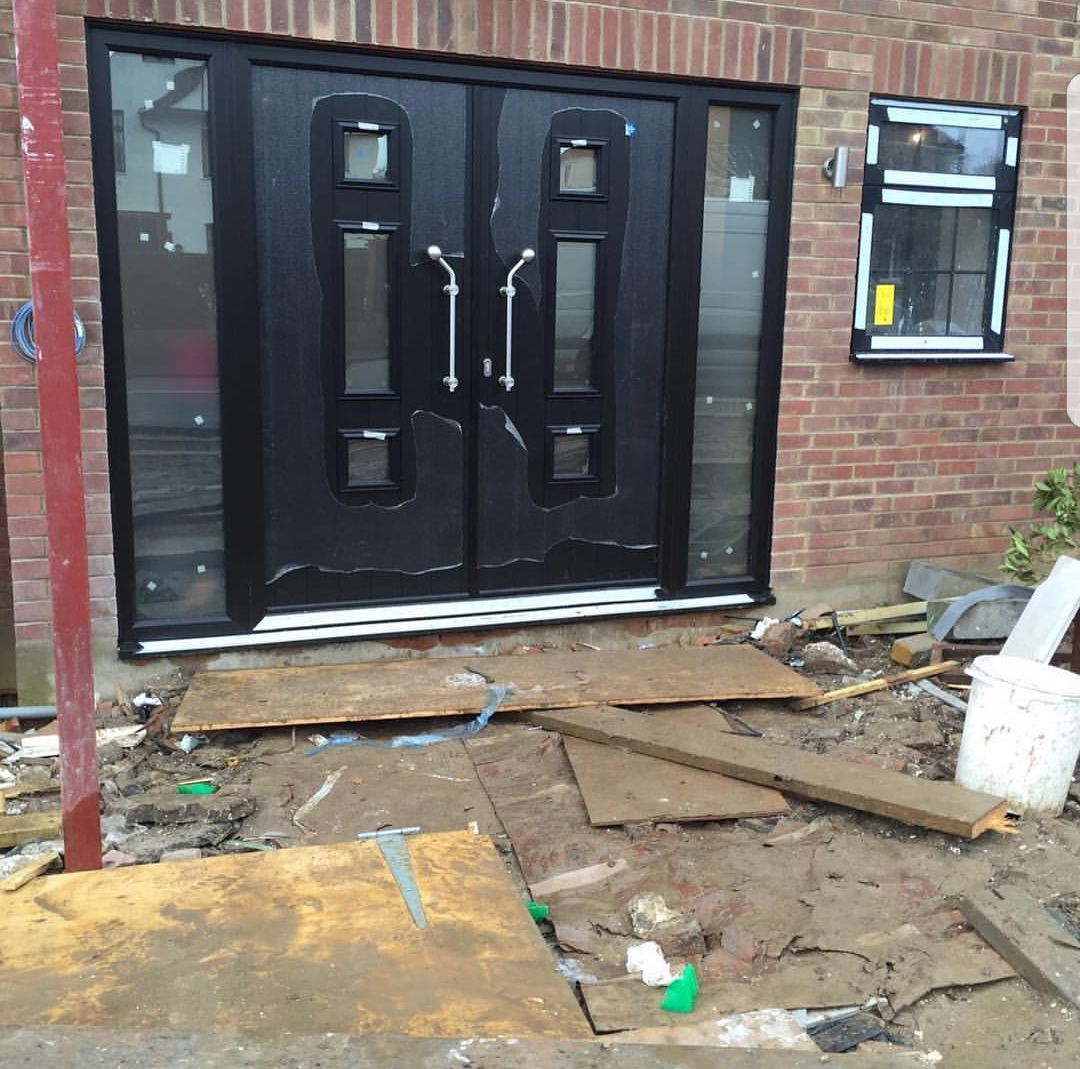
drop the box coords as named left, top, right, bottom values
left=427, top=245, right=459, bottom=392
left=498, top=248, right=535, bottom=392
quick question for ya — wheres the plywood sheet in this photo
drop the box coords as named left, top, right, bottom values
left=0, top=832, right=588, bottom=1039
left=173, top=645, right=820, bottom=733
left=562, top=735, right=787, bottom=826
left=529, top=704, right=1010, bottom=839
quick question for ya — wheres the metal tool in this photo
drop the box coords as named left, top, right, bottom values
left=357, top=826, right=428, bottom=929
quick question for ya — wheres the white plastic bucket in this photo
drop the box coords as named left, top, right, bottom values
left=955, top=655, right=1080, bottom=816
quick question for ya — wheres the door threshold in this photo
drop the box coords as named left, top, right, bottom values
left=130, top=591, right=757, bottom=656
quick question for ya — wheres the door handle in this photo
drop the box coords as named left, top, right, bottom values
left=498, top=248, right=535, bottom=392
left=427, top=245, right=459, bottom=392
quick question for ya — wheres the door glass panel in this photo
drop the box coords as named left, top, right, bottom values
left=553, top=240, right=597, bottom=390
left=559, top=146, right=598, bottom=193
left=551, top=430, right=596, bottom=479
left=109, top=51, right=225, bottom=621
left=344, top=232, right=391, bottom=392
left=688, top=106, right=772, bottom=580
left=344, top=130, right=390, bottom=181
left=346, top=436, right=392, bottom=486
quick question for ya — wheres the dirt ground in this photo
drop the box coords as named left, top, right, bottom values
left=4, top=628, right=1080, bottom=1064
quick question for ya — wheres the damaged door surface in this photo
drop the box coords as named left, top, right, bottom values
left=255, top=71, right=672, bottom=611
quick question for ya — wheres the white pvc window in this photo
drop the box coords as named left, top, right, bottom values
left=854, top=98, right=1021, bottom=362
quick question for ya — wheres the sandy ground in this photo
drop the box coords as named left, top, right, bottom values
left=4, top=631, right=1080, bottom=1063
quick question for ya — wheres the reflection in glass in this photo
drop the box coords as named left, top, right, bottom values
left=344, top=130, right=390, bottom=181
left=688, top=106, right=771, bottom=581
left=559, top=146, right=598, bottom=193
left=552, top=432, right=595, bottom=479
left=344, top=232, right=391, bottom=392
left=553, top=241, right=597, bottom=390
left=869, top=204, right=993, bottom=336
left=110, top=52, right=225, bottom=621
left=346, top=436, right=392, bottom=486
left=877, top=122, right=1004, bottom=176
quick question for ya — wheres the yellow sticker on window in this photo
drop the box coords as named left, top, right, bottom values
left=874, top=283, right=895, bottom=326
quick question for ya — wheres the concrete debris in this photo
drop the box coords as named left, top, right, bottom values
left=802, top=642, right=859, bottom=674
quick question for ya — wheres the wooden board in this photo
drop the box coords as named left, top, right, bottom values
left=0, top=1028, right=924, bottom=1069
left=173, top=646, right=820, bottom=733
left=581, top=957, right=875, bottom=1032
left=0, top=849, right=59, bottom=891
left=790, top=661, right=959, bottom=711
left=0, top=811, right=61, bottom=847
left=0, top=831, right=589, bottom=1038
left=962, top=885, right=1080, bottom=1008
left=529, top=705, right=1010, bottom=839
left=890, top=633, right=934, bottom=668
left=562, top=735, right=787, bottom=826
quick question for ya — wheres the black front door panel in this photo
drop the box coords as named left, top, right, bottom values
left=254, top=69, right=671, bottom=611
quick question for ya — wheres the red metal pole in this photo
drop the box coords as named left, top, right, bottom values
left=13, top=0, right=102, bottom=870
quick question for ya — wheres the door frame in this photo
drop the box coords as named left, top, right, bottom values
left=88, top=23, right=796, bottom=655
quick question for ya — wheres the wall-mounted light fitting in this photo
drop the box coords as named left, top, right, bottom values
left=823, top=146, right=850, bottom=188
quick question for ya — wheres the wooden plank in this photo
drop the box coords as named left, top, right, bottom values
left=173, top=646, right=820, bottom=733
left=562, top=735, right=788, bottom=827
left=581, top=958, right=875, bottom=1032
left=890, top=633, right=934, bottom=668
left=805, top=601, right=933, bottom=631
left=790, top=661, right=959, bottom=712
left=1001, top=555, right=1080, bottom=662
left=0, top=811, right=61, bottom=848
left=0, top=1028, right=925, bottom=1069
left=0, top=832, right=589, bottom=1038
left=528, top=705, right=1010, bottom=838
left=847, top=620, right=928, bottom=637
left=0, top=849, right=60, bottom=891
left=962, top=885, right=1080, bottom=1008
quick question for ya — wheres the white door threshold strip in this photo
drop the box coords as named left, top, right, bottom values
left=132, top=592, right=756, bottom=656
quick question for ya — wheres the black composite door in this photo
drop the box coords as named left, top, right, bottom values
left=254, top=67, right=672, bottom=614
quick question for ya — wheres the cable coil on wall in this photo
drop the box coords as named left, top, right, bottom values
left=9, top=301, right=86, bottom=364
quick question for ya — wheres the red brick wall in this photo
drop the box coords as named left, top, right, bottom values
left=0, top=0, right=1078, bottom=656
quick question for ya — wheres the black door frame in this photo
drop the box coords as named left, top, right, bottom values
left=88, top=22, right=796, bottom=653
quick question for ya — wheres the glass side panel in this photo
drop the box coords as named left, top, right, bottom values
left=877, top=121, right=1005, bottom=176
left=552, top=431, right=595, bottom=479
left=343, top=232, right=391, bottom=392
left=346, top=436, right=391, bottom=486
left=109, top=51, right=225, bottom=621
left=688, top=105, right=772, bottom=581
left=553, top=240, right=597, bottom=390
left=559, top=146, right=598, bottom=193
left=344, top=130, right=390, bottom=181
left=868, top=204, right=993, bottom=337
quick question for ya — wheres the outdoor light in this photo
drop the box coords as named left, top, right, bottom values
left=823, top=146, right=849, bottom=188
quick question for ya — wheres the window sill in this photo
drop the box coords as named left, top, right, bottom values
left=853, top=351, right=1015, bottom=364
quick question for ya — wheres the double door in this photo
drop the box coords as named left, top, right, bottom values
left=256, top=70, right=675, bottom=611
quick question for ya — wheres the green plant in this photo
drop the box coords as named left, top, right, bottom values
left=1001, top=463, right=1080, bottom=585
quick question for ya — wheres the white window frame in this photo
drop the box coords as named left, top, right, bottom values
left=853, top=98, right=1022, bottom=363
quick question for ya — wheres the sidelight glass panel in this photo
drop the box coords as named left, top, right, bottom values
left=559, top=145, right=598, bottom=193
left=553, top=240, right=597, bottom=390
left=344, top=130, right=390, bottom=182
left=344, top=232, right=391, bottom=392
left=109, top=51, right=225, bottom=621
left=688, top=106, right=772, bottom=580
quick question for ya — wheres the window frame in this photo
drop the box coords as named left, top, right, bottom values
left=852, top=97, right=1022, bottom=364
